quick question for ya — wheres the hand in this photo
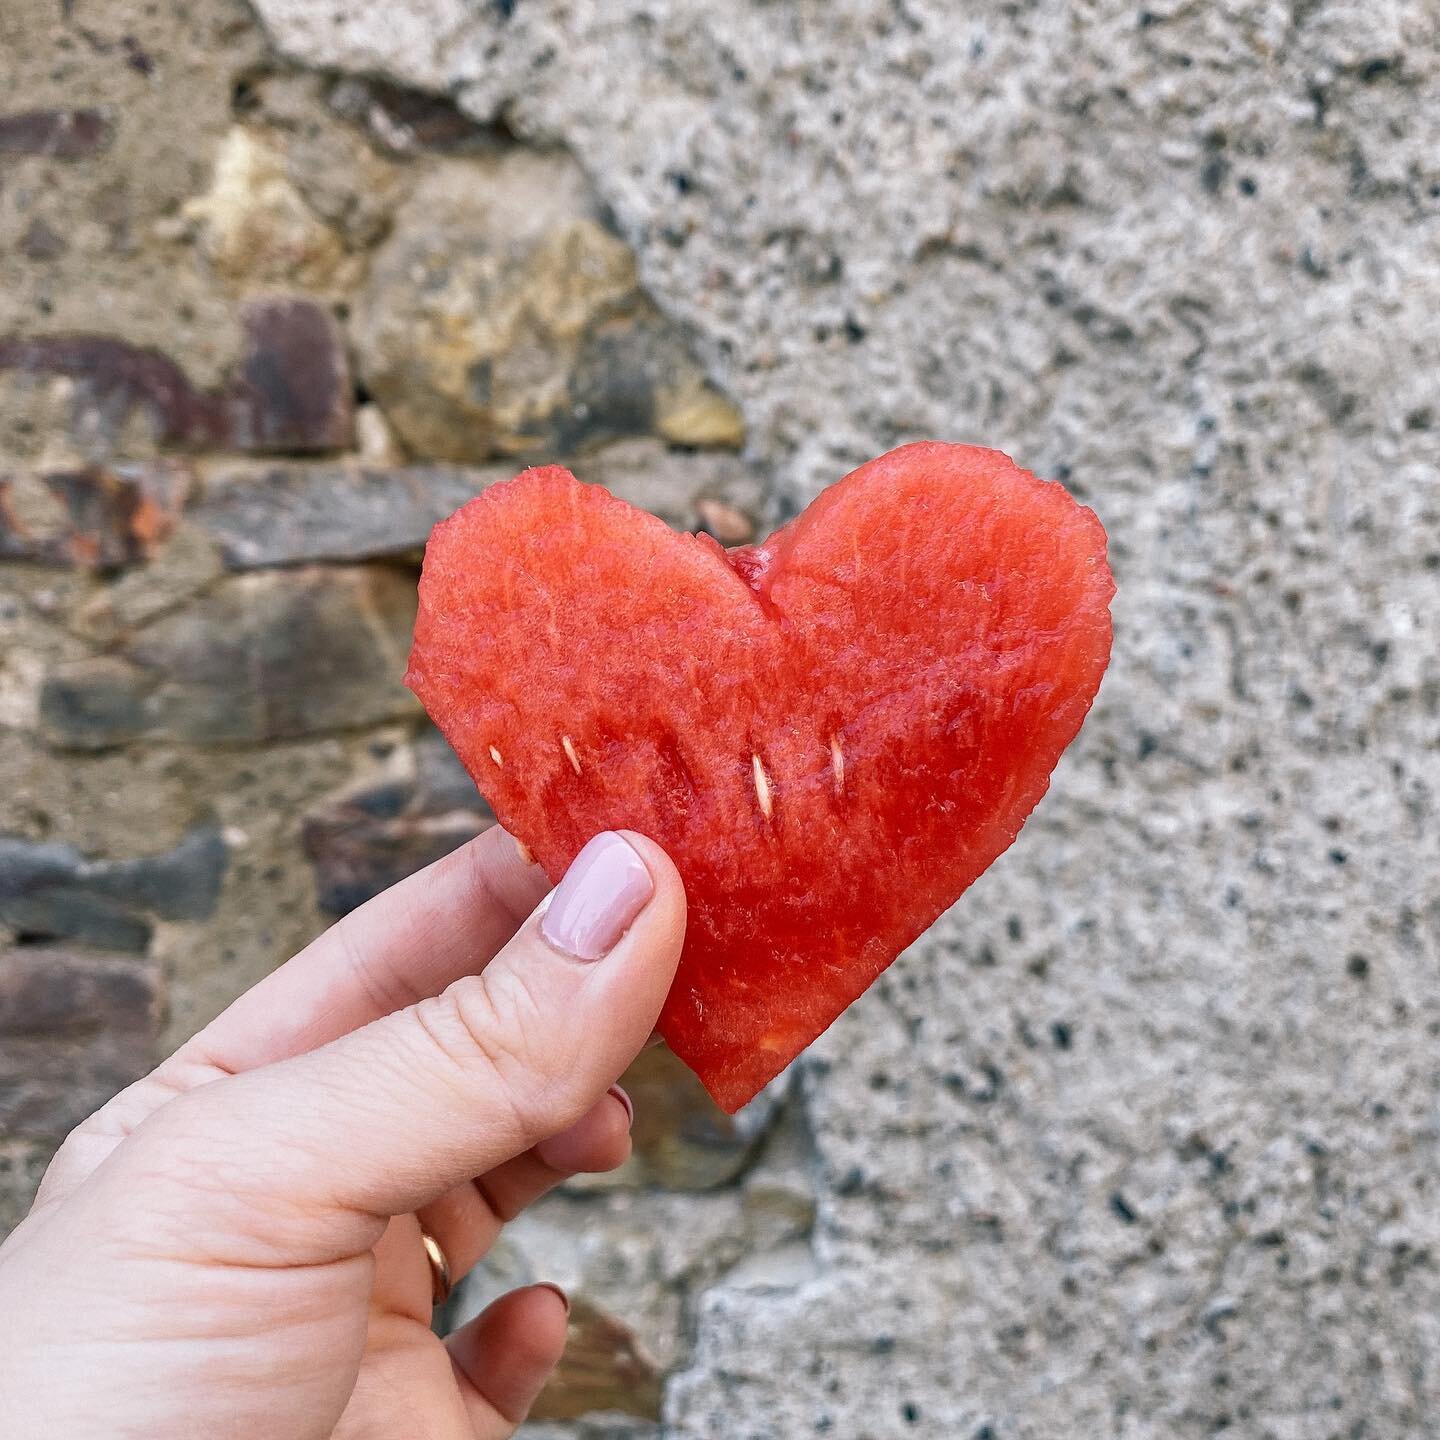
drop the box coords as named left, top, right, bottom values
left=0, top=828, right=685, bottom=1440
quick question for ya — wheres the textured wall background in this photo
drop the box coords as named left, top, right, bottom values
left=3, top=1, right=1439, bottom=1436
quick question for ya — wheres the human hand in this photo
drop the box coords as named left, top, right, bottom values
left=0, top=828, right=685, bottom=1440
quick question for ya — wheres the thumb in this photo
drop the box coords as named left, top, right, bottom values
left=121, top=832, right=685, bottom=1258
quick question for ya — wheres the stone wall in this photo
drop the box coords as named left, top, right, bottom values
left=3, top=1, right=1439, bottom=1437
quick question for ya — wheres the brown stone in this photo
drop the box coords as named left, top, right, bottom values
left=0, top=109, right=112, bottom=159
left=530, top=1297, right=664, bottom=1422
left=0, top=948, right=163, bottom=1142
left=352, top=153, right=742, bottom=464
left=328, top=77, right=501, bottom=156
left=606, top=1043, right=769, bottom=1191
left=302, top=804, right=488, bottom=916
left=0, top=462, right=190, bottom=570
left=302, top=727, right=491, bottom=915
left=655, top=381, right=747, bottom=451
left=694, top=495, right=757, bottom=545
left=0, top=299, right=353, bottom=457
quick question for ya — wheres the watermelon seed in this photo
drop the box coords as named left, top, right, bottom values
left=489, top=745, right=504, bottom=767
left=514, top=835, right=535, bottom=865
left=562, top=734, right=582, bottom=775
left=752, top=753, right=773, bottom=821
left=830, top=735, right=846, bottom=793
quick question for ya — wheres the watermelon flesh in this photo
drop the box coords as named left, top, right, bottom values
left=407, top=442, right=1114, bottom=1112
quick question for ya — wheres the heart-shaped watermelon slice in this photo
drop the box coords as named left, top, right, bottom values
left=407, top=442, right=1114, bottom=1111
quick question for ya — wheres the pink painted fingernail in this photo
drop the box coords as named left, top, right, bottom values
left=608, top=1083, right=635, bottom=1129
left=541, top=833, right=653, bottom=961
left=536, top=1281, right=570, bottom=1316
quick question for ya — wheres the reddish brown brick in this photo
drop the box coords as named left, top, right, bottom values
left=302, top=730, right=491, bottom=915
left=232, top=299, right=355, bottom=453
left=0, top=300, right=354, bottom=457
left=0, top=335, right=205, bottom=447
left=0, top=948, right=163, bottom=1142
left=0, top=461, right=190, bottom=570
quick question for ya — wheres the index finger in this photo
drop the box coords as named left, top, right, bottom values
left=181, top=825, right=551, bottom=1073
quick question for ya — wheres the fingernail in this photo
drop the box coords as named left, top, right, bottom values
left=540, top=832, right=653, bottom=960
left=607, top=1082, right=634, bottom=1129
left=536, top=1281, right=571, bottom=1317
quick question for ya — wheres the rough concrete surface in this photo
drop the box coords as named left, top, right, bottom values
left=245, top=2, right=1440, bottom=1436
left=1, top=0, right=1436, bottom=1435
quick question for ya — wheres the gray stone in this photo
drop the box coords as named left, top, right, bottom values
left=0, top=947, right=162, bottom=1141
left=192, top=461, right=508, bottom=568
left=413, top=725, right=487, bottom=813
left=82, top=824, right=229, bottom=921
left=72, top=524, right=224, bottom=643
left=0, top=823, right=228, bottom=952
left=522, top=1422, right=659, bottom=1440
left=454, top=1148, right=816, bottom=1379
left=251, top=3, right=1440, bottom=1434
left=42, top=567, right=419, bottom=748
left=129, top=567, right=417, bottom=742
left=38, top=656, right=151, bottom=750
left=191, top=447, right=769, bottom=571
left=573, top=439, right=768, bottom=538
left=18, top=218, right=66, bottom=262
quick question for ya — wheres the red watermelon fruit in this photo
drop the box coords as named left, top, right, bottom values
left=407, top=442, right=1114, bottom=1112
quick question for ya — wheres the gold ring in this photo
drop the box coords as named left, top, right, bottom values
left=418, top=1227, right=452, bottom=1307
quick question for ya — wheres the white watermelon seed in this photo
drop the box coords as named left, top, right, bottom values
left=752, top=753, right=773, bottom=820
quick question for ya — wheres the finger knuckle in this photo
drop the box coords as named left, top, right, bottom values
left=414, top=968, right=575, bottom=1140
